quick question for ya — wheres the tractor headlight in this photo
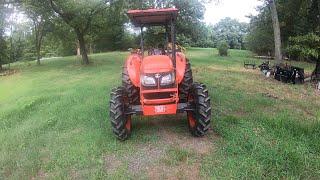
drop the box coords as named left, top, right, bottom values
left=160, top=73, right=175, bottom=86
left=141, top=75, right=156, bottom=86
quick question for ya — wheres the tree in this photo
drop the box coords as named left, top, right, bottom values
left=287, top=0, right=319, bottom=79
left=213, top=18, right=248, bottom=49
left=268, top=0, right=282, bottom=65
left=49, top=0, right=108, bottom=65
left=246, top=7, right=274, bottom=55
left=0, top=1, right=8, bottom=70
left=288, top=33, right=320, bottom=79
left=42, top=19, right=76, bottom=57
left=172, top=0, right=209, bottom=45
left=0, top=36, right=8, bottom=71
left=7, top=21, right=31, bottom=63
left=306, top=0, right=319, bottom=34
left=22, top=0, right=52, bottom=65
left=90, top=0, right=130, bottom=51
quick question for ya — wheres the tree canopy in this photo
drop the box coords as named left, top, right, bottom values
left=0, top=2, right=8, bottom=70
left=247, top=0, right=320, bottom=57
left=1, top=0, right=222, bottom=66
left=213, top=17, right=248, bottom=50
left=2, top=0, right=318, bottom=69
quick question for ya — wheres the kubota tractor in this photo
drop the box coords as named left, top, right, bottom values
left=110, top=8, right=211, bottom=140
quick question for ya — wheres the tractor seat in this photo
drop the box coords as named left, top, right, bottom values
left=148, top=48, right=165, bottom=56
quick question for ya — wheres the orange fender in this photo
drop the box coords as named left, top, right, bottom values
left=125, top=54, right=142, bottom=87
left=176, top=52, right=187, bottom=84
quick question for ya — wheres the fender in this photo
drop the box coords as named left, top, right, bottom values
left=125, top=54, right=142, bottom=87
left=176, top=52, right=187, bottom=84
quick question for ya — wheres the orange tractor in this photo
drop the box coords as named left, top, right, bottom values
left=110, top=8, right=211, bottom=140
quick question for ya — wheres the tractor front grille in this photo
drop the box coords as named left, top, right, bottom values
left=144, top=92, right=173, bottom=99
left=142, top=83, right=176, bottom=90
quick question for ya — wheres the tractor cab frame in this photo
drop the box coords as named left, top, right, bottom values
left=127, top=8, right=179, bottom=70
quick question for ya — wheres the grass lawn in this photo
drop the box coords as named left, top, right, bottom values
left=0, top=48, right=319, bottom=179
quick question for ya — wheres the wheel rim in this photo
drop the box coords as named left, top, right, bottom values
left=125, top=116, right=131, bottom=131
left=188, top=112, right=196, bottom=128
left=187, top=93, right=196, bottom=128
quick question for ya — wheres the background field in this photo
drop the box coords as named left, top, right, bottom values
left=0, top=48, right=319, bottom=179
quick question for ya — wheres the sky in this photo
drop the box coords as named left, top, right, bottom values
left=204, top=0, right=263, bottom=25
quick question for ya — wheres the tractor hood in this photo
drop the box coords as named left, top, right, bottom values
left=141, top=55, right=173, bottom=74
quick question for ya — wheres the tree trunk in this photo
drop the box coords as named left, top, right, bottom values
left=34, top=20, right=44, bottom=66
left=36, top=35, right=42, bottom=65
left=269, top=0, right=283, bottom=65
left=36, top=46, right=41, bottom=65
left=89, top=43, right=93, bottom=54
left=76, top=30, right=89, bottom=65
left=76, top=40, right=81, bottom=56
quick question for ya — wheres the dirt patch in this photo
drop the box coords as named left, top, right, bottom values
left=103, top=144, right=166, bottom=175
left=103, top=117, right=218, bottom=178
left=262, top=92, right=280, bottom=100
left=150, top=117, right=219, bottom=156
left=126, top=145, right=165, bottom=174
left=148, top=162, right=201, bottom=180
left=144, top=118, right=218, bottom=179
left=104, top=154, right=123, bottom=173
left=39, top=147, right=51, bottom=164
left=31, top=169, right=48, bottom=180
left=159, top=128, right=217, bottom=155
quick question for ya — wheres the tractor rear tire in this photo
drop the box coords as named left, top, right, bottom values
left=110, top=87, right=132, bottom=141
left=179, top=59, right=193, bottom=102
left=122, top=66, right=140, bottom=105
left=187, top=82, right=211, bottom=137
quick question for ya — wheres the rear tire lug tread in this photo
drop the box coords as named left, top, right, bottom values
left=179, top=60, right=193, bottom=102
left=122, top=66, right=140, bottom=105
left=187, top=82, right=212, bottom=137
left=109, top=86, right=131, bottom=141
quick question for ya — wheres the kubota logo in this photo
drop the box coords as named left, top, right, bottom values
left=155, top=74, right=161, bottom=78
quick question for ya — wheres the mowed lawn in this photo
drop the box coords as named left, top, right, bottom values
left=0, top=48, right=320, bottom=179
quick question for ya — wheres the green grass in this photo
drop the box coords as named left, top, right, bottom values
left=0, top=48, right=319, bottom=179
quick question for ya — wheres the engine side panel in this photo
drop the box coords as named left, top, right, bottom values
left=126, top=54, right=142, bottom=87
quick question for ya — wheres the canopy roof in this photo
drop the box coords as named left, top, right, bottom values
left=127, top=8, right=178, bottom=27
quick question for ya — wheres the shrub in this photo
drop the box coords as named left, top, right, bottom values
left=23, top=53, right=36, bottom=61
left=287, top=33, right=320, bottom=60
left=217, top=41, right=229, bottom=56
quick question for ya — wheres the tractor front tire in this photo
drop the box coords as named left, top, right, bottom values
left=187, top=82, right=211, bottom=137
left=110, top=87, right=132, bottom=141
left=122, top=66, right=140, bottom=105
left=179, top=59, right=193, bottom=102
